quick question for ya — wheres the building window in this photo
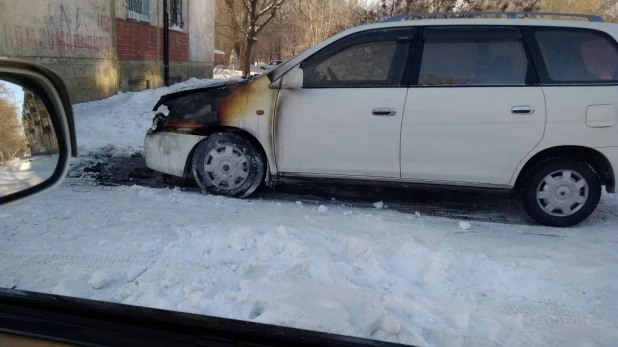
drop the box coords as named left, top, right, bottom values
left=127, top=0, right=150, bottom=23
left=169, top=0, right=183, bottom=30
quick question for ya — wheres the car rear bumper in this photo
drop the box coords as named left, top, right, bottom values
left=595, top=146, right=618, bottom=193
left=143, top=130, right=205, bottom=178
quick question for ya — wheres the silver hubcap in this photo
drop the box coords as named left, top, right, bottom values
left=536, top=170, right=588, bottom=217
left=204, top=145, right=249, bottom=190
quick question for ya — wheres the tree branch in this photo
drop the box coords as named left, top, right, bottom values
left=255, top=8, right=280, bottom=34
left=241, top=0, right=252, bottom=13
left=223, top=0, right=248, bottom=35
left=256, top=0, right=286, bottom=19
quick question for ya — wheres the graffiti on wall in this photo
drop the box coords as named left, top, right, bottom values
left=0, top=1, right=112, bottom=57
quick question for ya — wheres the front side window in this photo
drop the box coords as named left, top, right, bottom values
left=302, top=40, right=408, bottom=88
left=419, top=36, right=528, bottom=86
left=534, top=29, right=618, bottom=83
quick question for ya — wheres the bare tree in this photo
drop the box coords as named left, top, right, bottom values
left=0, top=84, right=27, bottom=165
left=541, top=0, right=618, bottom=21
left=214, top=0, right=617, bottom=72
left=220, top=0, right=287, bottom=76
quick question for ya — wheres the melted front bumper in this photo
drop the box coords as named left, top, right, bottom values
left=144, top=130, right=205, bottom=177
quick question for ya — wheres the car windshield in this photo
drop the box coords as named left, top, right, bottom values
left=2, top=1, right=618, bottom=347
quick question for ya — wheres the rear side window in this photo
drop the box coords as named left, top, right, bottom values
left=302, top=40, right=409, bottom=88
left=418, top=32, right=528, bottom=86
left=534, top=29, right=618, bottom=83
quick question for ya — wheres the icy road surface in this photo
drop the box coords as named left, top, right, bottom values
left=0, top=155, right=58, bottom=197
left=1, top=78, right=617, bottom=347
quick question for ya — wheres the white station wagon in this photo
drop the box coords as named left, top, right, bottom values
left=145, top=12, right=618, bottom=227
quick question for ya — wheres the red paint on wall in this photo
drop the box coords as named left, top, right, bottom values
left=115, top=18, right=188, bottom=62
left=1, top=23, right=111, bottom=54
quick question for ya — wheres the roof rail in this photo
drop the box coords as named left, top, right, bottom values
left=379, top=11, right=604, bottom=23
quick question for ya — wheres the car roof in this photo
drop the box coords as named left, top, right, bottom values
left=363, top=17, right=615, bottom=31
left=270, top=18, right=618, bottom=82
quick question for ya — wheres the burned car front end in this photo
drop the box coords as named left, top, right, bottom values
left=143, top=76, right=278, bottom=179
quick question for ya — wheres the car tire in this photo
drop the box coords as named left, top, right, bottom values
left=192, top=132, right=265, bottom=198
left=517, top=157, right=601, bottom=227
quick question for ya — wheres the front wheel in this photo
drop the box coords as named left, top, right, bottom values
left=192, top=133, right=265, bottom=198
left=518, top=157, right=601, bottom=227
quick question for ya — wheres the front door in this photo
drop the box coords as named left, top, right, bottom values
left=401, top=26, right=546, bottom=186
left=275, top=28, right=414, bottom=178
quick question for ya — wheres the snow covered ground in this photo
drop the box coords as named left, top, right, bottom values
left=0, top=155, right=58, bottom=197
left=1, top=79, right=617, bottom=347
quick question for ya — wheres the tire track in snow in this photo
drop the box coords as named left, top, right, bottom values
left=476, top=300, right=618, bottom=331
left=0, top=252, right=152, bottom=270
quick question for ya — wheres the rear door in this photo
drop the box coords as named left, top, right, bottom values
left=401, top=26, right=546, bottom=186
left=525, top=27, right=618, bottom=150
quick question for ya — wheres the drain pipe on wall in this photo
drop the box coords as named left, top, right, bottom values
left=163, top=0, right=170, bottom=86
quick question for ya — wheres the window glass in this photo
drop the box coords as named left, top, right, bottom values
left=303, top=41, right=406, bottom=87
left=419, top=39, right=528, bottom=86
left=169, top=0, right=183, bottom=29
left=127, top=0, right=150, bottom=22
left=535, top=29, right=618, bottom=82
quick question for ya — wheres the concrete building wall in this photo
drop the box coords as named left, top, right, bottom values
left=0, top=0, right=117, bottom=103
left=188, top=0, right=215, bottom=79
left=0, top=0, right=214, bottom=102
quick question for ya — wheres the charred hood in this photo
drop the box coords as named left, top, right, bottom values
left=152, top=79, right=249, bottom=111
left=152, top=77, right=260, bottom=133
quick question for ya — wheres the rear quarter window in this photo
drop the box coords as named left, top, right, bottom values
left=534, top=28, right=618, bottom=83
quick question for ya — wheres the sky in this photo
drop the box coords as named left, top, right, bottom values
left=1, top=80, right=25, bottom=110
left=0, top=80, right=25, bottom=120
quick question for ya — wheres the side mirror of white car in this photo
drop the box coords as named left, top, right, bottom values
left=0, top=58, right=77, bottom=207
left=280, top=67, right=303, bottom=89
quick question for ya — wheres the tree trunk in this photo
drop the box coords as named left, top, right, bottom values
left=240, top=41, right=255, bottom=77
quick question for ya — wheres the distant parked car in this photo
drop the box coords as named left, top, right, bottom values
left=144, top=12, right=618, bottom=227
left=260, top=60, right=284, bottom=70
left=249, top=60, right=285, bottom=76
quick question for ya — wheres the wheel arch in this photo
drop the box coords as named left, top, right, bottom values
left=513, top=146, right=615, bottom=193
left=183, top=126, right=268, bottom=178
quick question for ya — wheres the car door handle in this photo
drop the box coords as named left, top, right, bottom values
left=372, top=107, right=396, bottom=116
left=511, top=105, right=535, bottom=114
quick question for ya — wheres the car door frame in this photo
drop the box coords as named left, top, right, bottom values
left=398, top=25, right=546, bottom=188
left=272, top=27, right=418, bottom=179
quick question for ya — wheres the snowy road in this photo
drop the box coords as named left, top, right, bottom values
left=1, top=79, right=617, bottom=346
left=0, top=155, right=58, bottom=197
left=2, top=178, right=617, bottom=346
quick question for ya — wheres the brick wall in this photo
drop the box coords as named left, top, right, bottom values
left=169, top=31, right=188, bottom=61
left=116, top=18, right=188, bottom=62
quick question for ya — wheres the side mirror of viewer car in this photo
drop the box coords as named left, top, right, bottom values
left=280, top=66, right=303, bottom=89
left=0, top=58, right=77, bottom=207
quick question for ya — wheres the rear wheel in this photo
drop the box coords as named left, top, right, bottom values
left=518, top=157, right=601, bottom=227
left=192, top=133, right=265, bottom=198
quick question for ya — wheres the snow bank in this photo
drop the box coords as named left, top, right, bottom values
left=2, top=182, right=617, bottom=346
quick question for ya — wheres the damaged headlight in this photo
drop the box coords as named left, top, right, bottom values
left=151, top=113, right=167, bottom=132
